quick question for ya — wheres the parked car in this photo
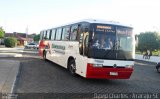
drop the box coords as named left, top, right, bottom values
left=25, top=43, right=39, bottom=49
left=156, top=62, right=160, bottom=73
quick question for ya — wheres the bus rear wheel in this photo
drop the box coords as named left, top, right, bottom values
left=68, top=60, right=76, bottom=75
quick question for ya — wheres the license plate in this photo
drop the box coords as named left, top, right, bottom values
left=109, top=72, right=118, bottom=76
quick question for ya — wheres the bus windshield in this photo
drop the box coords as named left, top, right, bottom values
left=88, top=24, right=134, bottom=60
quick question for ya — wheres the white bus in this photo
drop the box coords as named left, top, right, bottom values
left=39, top=19, right=135, bottom=79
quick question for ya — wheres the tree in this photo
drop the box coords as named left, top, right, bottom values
left=33, top=34, right=40, bottom=41
left=137, top=32, right=160, bottom=52
left=0, top=27, right=5, bottom=38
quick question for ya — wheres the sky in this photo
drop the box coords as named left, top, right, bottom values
left=0, top=0, right=160, bottom=34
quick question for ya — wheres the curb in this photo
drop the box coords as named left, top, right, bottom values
left=11, top=62, right=22, bottom=94
left=135, top=59, right=157, bottom=64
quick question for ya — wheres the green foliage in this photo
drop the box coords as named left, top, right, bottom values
left=4, top=37, right=17, bottom=47
left=152, top=50, right=160, bottom=56
left=33, top=34, right=40, bottom=41
left=135, top=51, right=142, bottom=55
left=137, top=32, right=160, bottom=52
left=0, top=27, right=5, bottom=38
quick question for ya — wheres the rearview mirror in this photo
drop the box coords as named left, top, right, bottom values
left=85, top=28, right=89, bottom=32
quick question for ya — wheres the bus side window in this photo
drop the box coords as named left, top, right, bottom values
left=55, top=28, right=62, bottom=40
left=41, top=31, right=44, bottom=40
left=43, top=31, right=47, bottom=40
left=79, top=26, right=83, bottom=55
left=40, top=31, right=43, bottom=40
left=46, top=30, right=50, bottom=40
left=70, top=25, right=78, bottom=41
left=84, top=35, right=89, bottom=55
left=76, top=24, right=81, bottom=41
left=62, top=26, right=70, bottom=40
left=51, top=29, right=56, bottom=40
left=49, top=30, right=52, bottom=40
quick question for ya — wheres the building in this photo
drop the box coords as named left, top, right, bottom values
left=5, top=32, right=34, bottom=46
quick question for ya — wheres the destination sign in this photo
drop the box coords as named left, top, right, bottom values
left=97, top=25, right=112, bottom=29
left=117, top=28, right=132, bottom=35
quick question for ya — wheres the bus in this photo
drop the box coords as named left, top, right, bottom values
left=39, top=19, right=135, bottom=79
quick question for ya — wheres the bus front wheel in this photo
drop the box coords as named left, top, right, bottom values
left=68, top=60, right=76, bottom=75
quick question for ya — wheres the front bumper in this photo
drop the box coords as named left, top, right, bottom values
left=86, top=66, right=133, bottom=79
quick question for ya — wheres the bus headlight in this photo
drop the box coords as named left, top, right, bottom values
left=93, top=64, right=103, bottom=67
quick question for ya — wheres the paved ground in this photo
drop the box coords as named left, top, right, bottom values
left=0, top=47, right=38, bottom=99
left=15, top=58, right=159, bottom=93
left=0, top=60, right=20, bottom=99
left=0, top=53, right=159, bottom=99
left=0, top=48, right=160, bottom=99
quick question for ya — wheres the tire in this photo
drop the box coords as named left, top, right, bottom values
left=43, top=50, right=47, bottom=61
left=157, top=65, right=160, bottom=73
left=68, top=60, right=76, bottom=75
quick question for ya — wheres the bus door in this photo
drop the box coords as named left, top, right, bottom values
left=79, top=23, right=89, bottom=56
left=77, top=23, right=89, bottom=75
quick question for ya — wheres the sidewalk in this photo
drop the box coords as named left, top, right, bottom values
left=135, top=54, right=160, bottom=63
left=0, top=45, right=5, bottom=48
left=0, top=47, right=24, bottom=57
left=0, top=46, right=24, bottom=51
left=0, top=60, right=20, bottom=94
left=0, top=53, right=22, bottom=57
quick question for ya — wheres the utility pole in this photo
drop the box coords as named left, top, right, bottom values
left=25, top=26, right=28, bottom=45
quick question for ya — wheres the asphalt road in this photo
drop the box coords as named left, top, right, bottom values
left=0, top=50, right=160, bottom=99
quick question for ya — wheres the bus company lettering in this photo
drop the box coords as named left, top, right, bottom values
left=68, top=45, right=73, bottom=48
left=52, top=44, right=65, bottom=50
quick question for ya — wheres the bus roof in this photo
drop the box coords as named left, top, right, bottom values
left=77, top=19, right=132, bottom=27
left=41, top=19, right=132, bottom=31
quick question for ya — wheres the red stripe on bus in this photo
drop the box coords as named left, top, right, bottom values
left=86, top=63, right=133, bottom=79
